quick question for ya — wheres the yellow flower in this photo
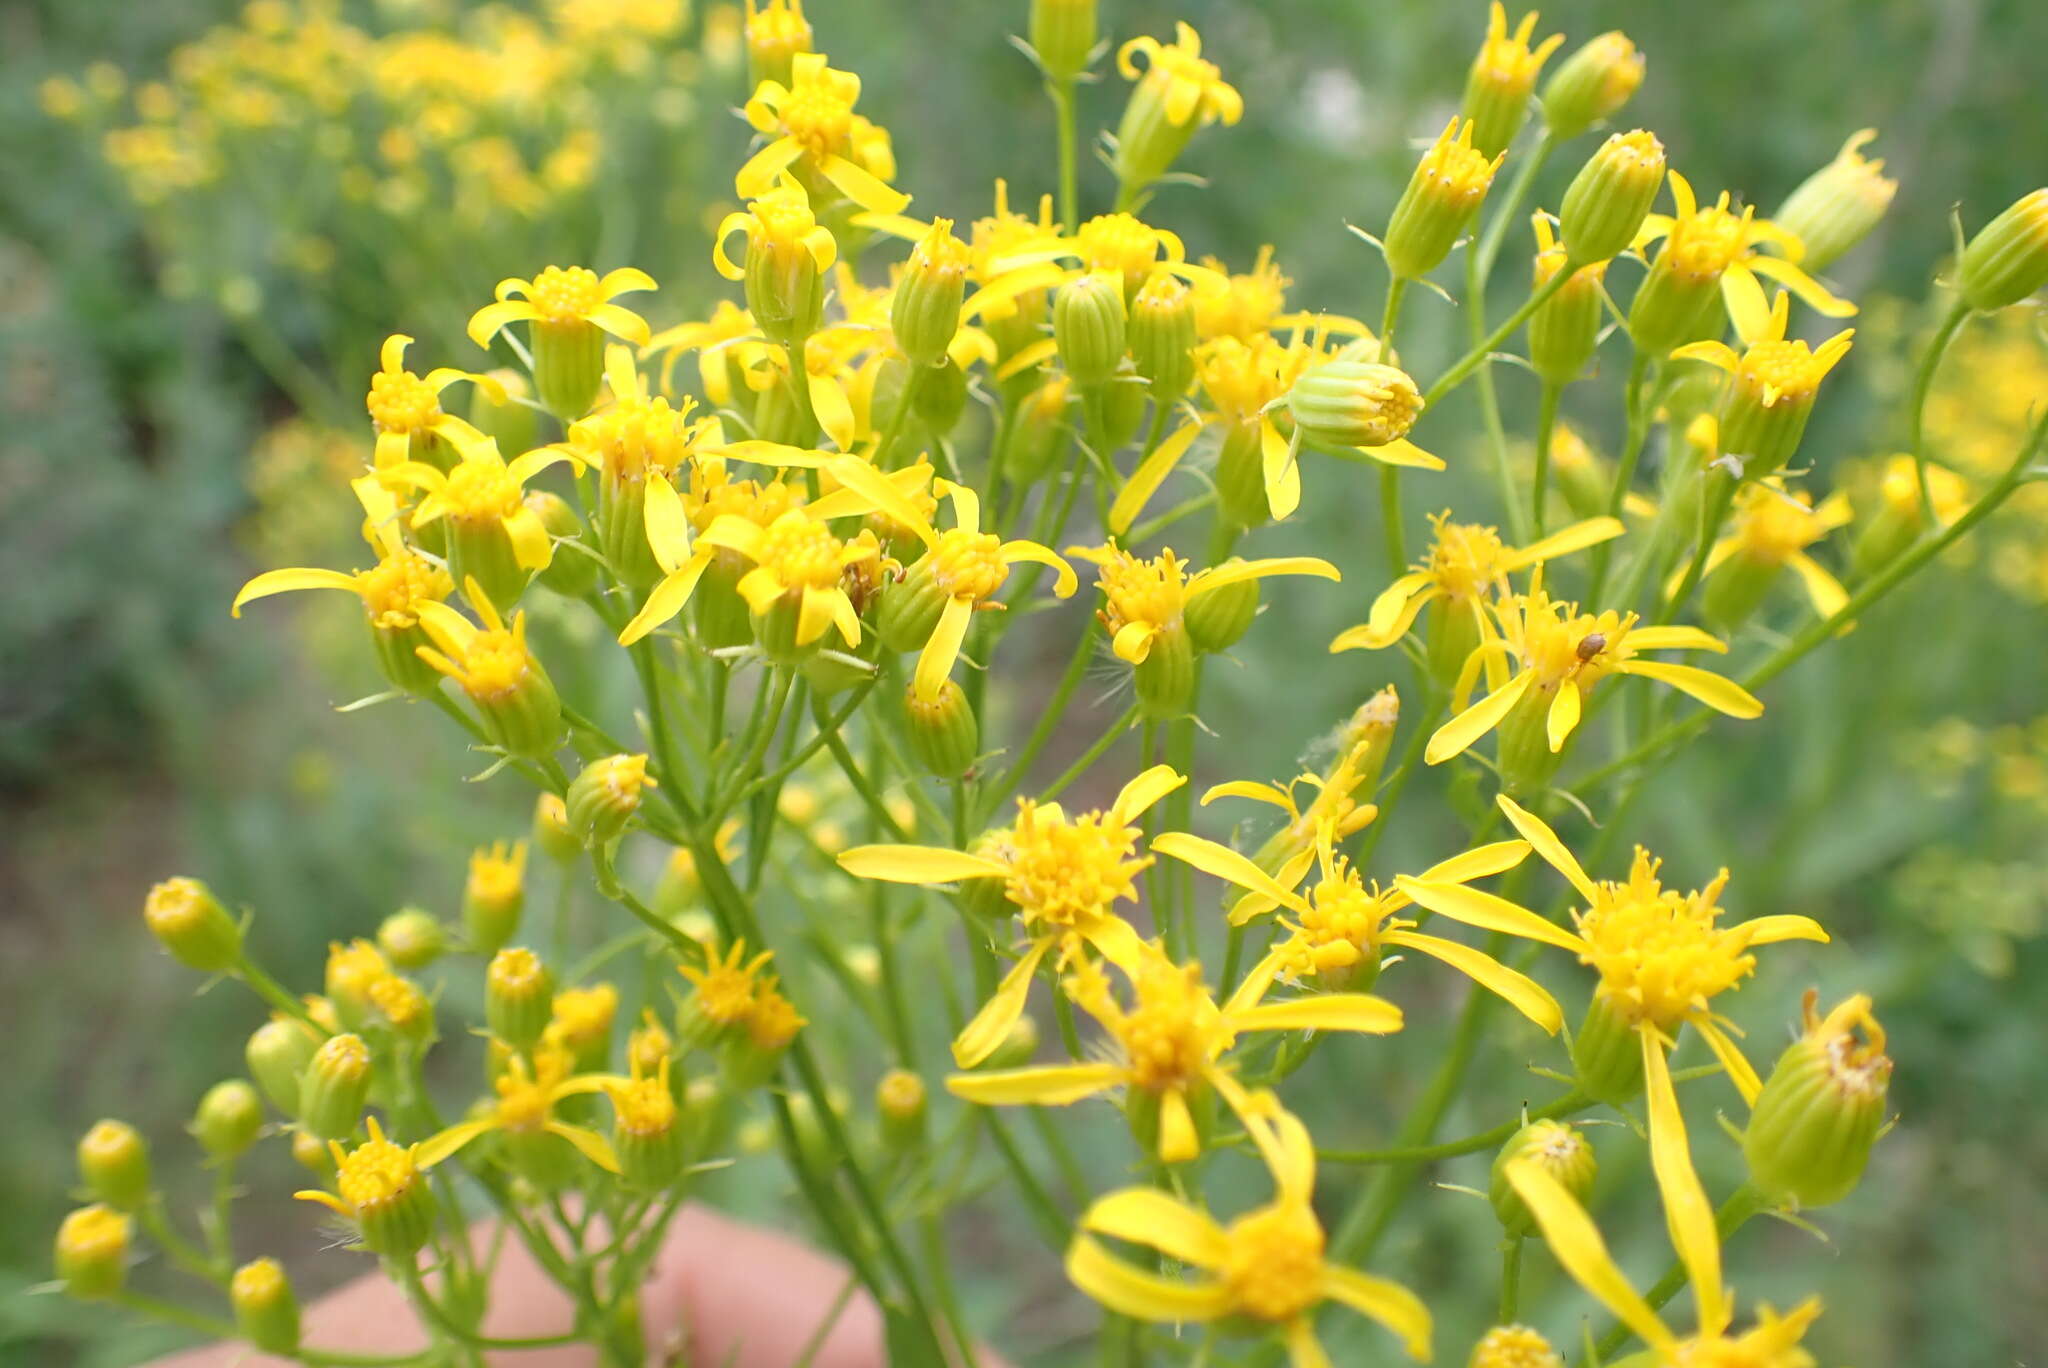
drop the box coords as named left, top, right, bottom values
left=232, top=475, right=452, bottom=632
left=1425, top=580, right=1760, bottom=765
left=1067, top=542, right=1340, bottom=664
left=977, top=211, right=1223, bottom=335
left=738, top=52, right=908, bottom=214
left=695, top=504, right=878, bottom=649
left=569, top=346, right=727, bottom=487
left=1154, top=821, right=1559, bottom=1027
left=1116, top=22, right=1244, bottom=130
left=413, top=579, right=552, bottom=704
left=380, top=439, right=579, bottom=600
left=1067, top=1091, right=1432, bottom=1364
left=1875, top=453, right=1967, bottom=524
left=1685, top=480, right=1853, bottom=620
left=468, top=265, right=655, bottom=352
left=415, top=1045, right=619, bottom=1172
left=363, top=334, right=499, bottom=469
left=1636, top=172, right=1855, bottom=342
left=1506, top=1157, right=1823, bottom=1368
left=948, top=945, right=1402, bottom=1163
left=1198, top=704, right=1393, bottom=855
left=292, top=1117, right=438, bottom=1256
left=1332, top=510, right=1625, bottom=652
left=837, top=766, right=1186, bottom=1066
left=1671, top=292, right=1856, bottom=475
left=645, top=299, right=769, bottom=407
left=680, top=938, right=777, bottom=1028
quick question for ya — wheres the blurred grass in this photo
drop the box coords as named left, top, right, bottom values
left=4, top=0, right=2047, bottom=1364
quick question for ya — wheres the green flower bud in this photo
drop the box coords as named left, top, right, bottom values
left=1701, top=315, right=1856, bottom=481
left=1182, top=570, right=1258, bottom=654
left=1490, top=1119, right=1596, bottom=1237
left=312, top=1119, right=435, bottom=1257
left=1134, top=621, right=1196, bottom=721
left=485, top=949, right=554, bottom=1050
left=143, top=877, right=242, bottom=974
left=891, top=219, right=970, bottom=368
left=1558, top=130, right=1666, bottom=266
left=1540, top=32, right=1644, bottom=140
left=1460, top=5, right=1563, bottom=160
left=299, top=1034, right=373, bottom=1142
left=732, top=187, right=829, bottom=347
left=877, top=1068, right=928, bottom=1152
left=904, top=679, right=980, bottom=780
left=1527, top=217, right=1606, bottom=385
left=1772, top=130, right=1897, bottom=273
left=77, top=1121, right=150, bottom=1210
left=744, top=0, right=812, bottom=92
left=194, top=1080, right=265, bottom=1160
left=1098, top=363, right=1150, bottom=449
left=1958, top=188, right=2048, bottom=312
left=377, top=906, right=447, bottom=970
left=1384, top=118, right=1502, bottom=281
left=1030, top=0, right=1096, bottom=82
left=1129, top=270, right=1198, bottom=401
left=533, top=318, right=606, bottom=423
left=876, top=557, right=946, bottom=653
left=1548, top=422, right=1611, bottom=521
left=1852, top=457, right=1967, bottom=578
left=695, top=550, right=758, bottom=650
left=1054, top=273, right=1127, bottom=387
left=1571, top=997, right=1645, bottom=1106
left=1743, top=991, right=1892, bottom=1208
left=232, top=1258, right=302, bottom=1354
left=55, top=1205, right=129, bottom=1300
left=567, top=754, right=658, bottom=848
left=247, top=1018, right=320, bottom=1116
left=1287, top=360, right=1425, bottom=450
left=291, top=1129, right=335, bottom=1179
left=1002, top=375, right=1073, bottom=484
left=1213, top=423, right=1272, bottom=530
left=532, top=794, right=582, bottom=866
left=914, top=357, right=971, bottom=435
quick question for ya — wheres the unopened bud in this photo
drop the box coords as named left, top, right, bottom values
left=195, top=1080, right=265, bottom=1160
left=299, top=1033, right=372, bottom=1141
left=567, top=754, right=657, bottom=847
left=1129, top=270, right=1198, bottom=401
left=1489, top=1119, right=1596, bottom=1236
left=1002, top=375, right=1072, bottom=483
left=486, top=948, right=554, bottom=1049
left=1527, top=215, right=1604, bottom=385
left=877, top=1068, right=928, bottom=1150
left=1183, top=570, right=1259, bottom=654
left=1540, top=32, right=1643, bottom=140
left=77, top=1122, right=150, bottom=1210
left=232, top=1258, right=302, bottom=1354
left=1054, top=273, right=1127, bottom=387
left=1384, top=118, right=1502, bottom=281
left=532, top=793, right=582, bottom=865
left=1958, top=188, right=2048, bottom=313
left=905, top=679, right=979, bottom=780
left=1558, top=130, right=1665, bottom=266
left=1461, top=6, right=1563, bottom=160
left=55, top=1206, right=130, bottom=1300
left=1287, top=361, right=1425, bottom=450
left=368, top=975, right=435, bottom=1043
left=1030, top=0, right=1096, bottom=82
left=892, top=220, right=970, bottom=368
left=528, top=491, right=598, bottom=600
left=744, top=0, right=812, bottom=91
left=464, top=842, right=528, bottom=954
left=247, top=1017, right=320, bottom=1115
left=1743, top=991, right=1892, bottom=1208
left=143, top=877, right=242, bottom=973
left=324, top=939, right=391, bottom=1031
left=1111, top=23, right=1241, bottom=193
left=377, top=907, right=446, bottom=970
left=467, top=367, right=535, bottom=455
left=1773, top=130, right=1897, bottom=273
left=1571, top=997, right=1645, bottom=1105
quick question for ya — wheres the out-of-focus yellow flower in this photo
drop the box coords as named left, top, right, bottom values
left=1685, top=480, right=1853, bottom=621
left=1673, top=292, right=1855, bottom=477
left=415, top=1046, right=619, bottom=1172
left=738, top=53, right=907, bottom=214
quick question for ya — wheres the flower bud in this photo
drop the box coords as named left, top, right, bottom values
left=1743, top=991, right=1892, bottom=1208
left=892, top=219, right=970, bottom=368
left=532, top=793, right=582, bottom=865
left=143, top=877, right=242, bottom=973
left=291, top=1129, right=335, bottom=1178
left=464, top=842, right=527, bottom=954
left=376, top=907, right=446, bottom=970
left=1111, top=24, right=1240, bottom=193
left=1489, top=1119, right=1596, bottom=1237
left=247, top=1017, right=320, bottom=1115
left=734, top=189, right=830, bottom=347
left=467, top=367, right=535, bottom=455
left=1772, top=130, right=1897, bottom=273
left=1570, top=997, right=1645, bottom=1105
left=324, top=939, right=391, bottom=1031
left=1461, top=6, right=1563, bottom=160
left=195, top=1080, right=265, bottom=1160
left=1384, top=118, right=1502, bottom=281
left=1958, top=188, right=2048, bottom=313
left=567, top=754, right=658, bottom=847
left=314, top=1119, right=435, bottom=1258
left=549, top=983, right=620, bottom=1073
left=486, top=948, right=554, bottom=1049
left=1469, top=1324, right=1564, bottom=1368
left=629, top=1013, right=687, bottom=1105
left=1002, top=375, right=1073, bottom=483
left=1129, top=270, right=1198, bottom=401
left=1183, top=571, right=1259, bottom=654
left=1030, top=0, right=1096, bottom=82
left=1053, top=273, right=1127, bottom=387
left=877, top=1068, right=928, bottom=1151
left=744, top=0, right=812, bottom=91
left=1287, top=361, right=1425, bottom=450
left=1852, top=456, right=1967, bottom=576
left=299, top=1033, right=373, bottom=1141
left=1527, top=216, right=1605, bottom=385
left=915, top=358, right=971, bottom=434
left=1213, top=424, right=1272, bottom=530
left=1134, top=621, right=1197, bottom=720
left=231, top=1258, right=302, bottom=1355
left=526, top=491, right=597, bottom=600
left=611, top=1067, right=687, bottom=1192
left=1558, top=130, right=1665, bottom=266
left=368, top=975, right=435, bottom=1044
left=77, top=1121, right=150, bottom=1210
left=904, top=679, right=979, bottom=779
left=1540, top=32, right=1644, bottom=140
left=55, top=1206, right=129, bottom=1300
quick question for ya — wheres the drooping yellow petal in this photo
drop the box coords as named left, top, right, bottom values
left=1382, top=930, right=1563, bottom=1033
left=1735, top=914, right=1830, bottom=946
left=1546, top=679, right=1583, bottom=752
left=1111, top=764, right=1186, bottom=823
left=467, top=299, right=539, bottom=348
left=1692, top=1015, right=1763, bottom=1106
left=1111, top=620, right=1159, bottom=663
left=1642, top=1034, right=1728, bottom=1336
left=1504, top=1159, right=1675, bottom=1355
left=1286, top=1320, right=1334, bottom=1368
left=598, top=267, right=658, bottom=300
left=1360, top=437, right=1445, bottom=471
left=1615, top=660, right=1764, bottom=718
left=1390, top=879, right=1582, bottom=952
left=1360, top=572, right=1439, bottom=644
left=1189, top=556, right=1342, bottom=598
left=1747, top=253, right=1858, bottom=318
left=231, top=567, right=361, bottom=617
left=546, top=1121, right=622, bottom=1174
left=1501, top=516, right=1627, bottom=571
left=914, top=596, right=974, bottom=701
left=1200, top=780, right=1292, bottom=810
left=826, top=457, right=936, bottom=545
left=1318, top=1264, right=1433, bottom=1362
left=946, top=1062, right=1123, bottom=1106
left=502, top=505, right=554, bottom=571
left=1669, top=339, right=1741, bottom=372
left=733, top=135, right=803, bottom=198
left=618, top=558, right=708, bottom=646
left=1493, top=794, right=1599, bottom=903
left=1080, top=1188, right=1230, bottom=1270
left=1424, top=670, right=1533, bottom=765
left=1721, top=264, right=1774, bottom=345
left=1110, top=419, right=1205, bottom=534
left=952, top=940, right=1054, bottom=1068
left=816, top=154, right=912, bottom=215
left=836, top=844, right=1012, bottom=884
left=1151, top=833, right=1310, bottom=914
left=1227, top=994, right=1404, bottom=1036
left=1000, top=540, right=1078, bottom=598
left=642, top=475, right=692, bottom=573
left=807, top=370, right=857, bottom=452
left=1410, top=839, right=1530, bottom=890
left=585, top=304, right=651, bottom=348
left=1784, top=551, right=1851, bottom=621
left=1064, top=1236, right=1231, bottom=1323
left=1156, top=1087, right=1200, bottom=1164
left=1262, top=417, right=1302, bottom=519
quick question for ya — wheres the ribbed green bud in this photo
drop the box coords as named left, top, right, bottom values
left=1528, top=221, right=1605, bottom=385
left=371, top=621, right=446, bottom=697
left=1701, top=550, right=1780, bottom=634
left=143, top=877, right=242, bottom=974
left=609, top=1066, right=686, bottom=1192
left=232, top=1258, right=302, bottom=1355
left=533, top=319, right=605, bottom=422
left=1540, top=32, right=1644, bottom=140
left=1134, top=621, right=1197, bottom=720
left=567, top=754, right=657, bottom=847
left=1288, top=361, right=1425, bottom=449
left=1053, top=273, right=1127, bottom=387
left=1489, top=1120, right=1596, bottom=1237
left=1183, top=572, right=1258, bottom=654
left=1558, top=130, right=1665, bottom=266
left=1099, top=364, right=1149, bottom=448
left=299, top=1034, right=373, bottom=1141
left=1214, top=424, right=1272, bottom=530
left=892, top=219, right=970, bottom=368
left=55, top=1206, right=129, bottom=1300
left=448, top=512, right=532, bottom=614
left=877, top=1068, right=928, bottom=1152
left=597, top=469, right=660, bottom=590
left=1030, top=0, right=1096, bottom=82
left=694, top=551, right=758, bottom=650
left=1384, top=118, right=1501, bottom=281
left=1129, top=270, right=1198, bottom=401
left=1571, top=997, right=1645, bottom=1105
left=485, top=948, right=553, bottom=1049
left=905, top=679, right=979, bottom=780
left=377, top=906, right=447, bottom=970
left=1460, top=7, right=1562, bottom=159
left=876, top=558, right=946, bottom=653
left=77, top=1121, right=150, bottom=1211
left=1743, top=991, right=1892, bottom=1208
left=1772, top=130, right=1897, bottom=272
left=1958, top=188, right=2048, bottom=312
left=740, top=201, right=827, bottom=348
left=194, top=1079, right=265, bottom=1160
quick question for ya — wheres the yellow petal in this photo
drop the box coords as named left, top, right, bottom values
left=1615, top=660, right=1764, bottom=718
left=952, top=940, right=1053, bottom=1068
left=1362, top=572, right=1438, bottom=644
left=1735, top=913, right=1830, bottom=946
left=502, top=505, right=554, bottom=572
left=1693, top=1015, right=1763, bottom=1107
left=1669, top=339, right=1741, bottom=372
left=1747, top=253, right=1858, bottom=318
left=1151, top=833, right=1309, bottom=914
left=618, top=558, right=708, bottom=646
left=913, top=596, right=974, bottom=701
left=946, top=1062, right=1122, bottom=1106
left=1504, top=1159, right=1674, bottom=1354
left=826, top=456, right=936, bottom=544
left=1424, top=670, right=1533, bottom=765
left=1623, top=625, right=1728, bottom=653
left=1064, top=1236, right=1230, bottom=1323
left=1318, top=1264, right=1433, bottom=1361
left=1080, top=1187, right=1228, bottom=1268
left=414, top=1118, right=497, bottom=1169
left=1156, top=1087, right=1200, bottom=1164
left=1642, top=1034, right=1727, bottom=1336
left=807, top=371, right=857, bottom=452
left=1286, top=1319, right=1334, bottom=1368
left=546, top=1121, right=621, bottom=1174
left=1262, top=417, right=1302, bottom=520
left=467, top=299, right=537, bottom=348
left=1391, top=879, right=1582, bottom=952
left=1112, top=620, right=1158, bottom=663
left=1493, top=794, right=1599, bottom=903
left=1502, top=516, right=1627, bottom=570
left=1410, top=839, right=1530, bottom=889
left=642, top=475, right=692, bottom=573
left=1382, top=929, right=1563, bottom=1034
left=1188, top=556, right=1342, bottom=598
left=816, top=153, right=911, bottom=215
left=1785, top=551, right=1850, bottom=622
left=836, top=844, right=1011, bottom=884
left=292, top=1189, right=350, bottom=1217
left=733, top=135, right=803, bottom=198
left=1110, top=419, right=1205, bottom=534
left=1111, top=764, right=1186, bottom=823
left=232, top=567, right=361, bottom=617
left=1361, top=437, right=1445, bottom=471
left=1200, top=780, right=1292, bottom=810
left=1228, top=994, right=1404, bottom=1036
left=1720, top=264, right=1775, bottom=346
left=1000, top=540, right=1078, bottom=598
left=599, top=266, right=657, bottom=300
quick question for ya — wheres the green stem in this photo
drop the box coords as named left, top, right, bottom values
left=1379, top=464, right=1407, bottom=582
left=1050, top=78, right=1080, bottom=234
left=228, top=955, right=324, bottom=1035
left=992, top=617, right=1101, bottom=816
left=1532, top=380, right=1562, bottom=537
left=1317, top=1091, right=1589, bottom=1164
left=1379, top=276, right=1409, bottom=361
left=1038, top=702, right=1141, bottom=803
left=1906, top=297, right=1972, bottom=525
left=1500, top=1237, right=1524, bottom=1323
left=139, top=1196, right=227, bottom=1285
left=1423, top=270, right=1570, bottom=406
left=1585, top=353, right=1656, bottom=602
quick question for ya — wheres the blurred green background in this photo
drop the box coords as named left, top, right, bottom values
left=5, top=0, right=2047, bottom=1364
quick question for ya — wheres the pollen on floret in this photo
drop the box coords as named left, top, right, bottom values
left=528, top=265, right=606, bottom=325
left=1572, top=849, right=1751, bottom=1031
left=366, top=367, right=439, bottom=433
left=333, top=1122, right=420, bottom=1213
left=756, top=512, right=848, bottom=591
left=1095, top=548, right=1188, bottom=634
left=999, top=801, right=1150, bottom=930
left=1090, top=958, right=1214, bottom=1091
left=930, top=529, right=1009, bottom=602
left=681, top=941, right=774, bottom=1025
left=355, top=552, right=451, bottom=629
